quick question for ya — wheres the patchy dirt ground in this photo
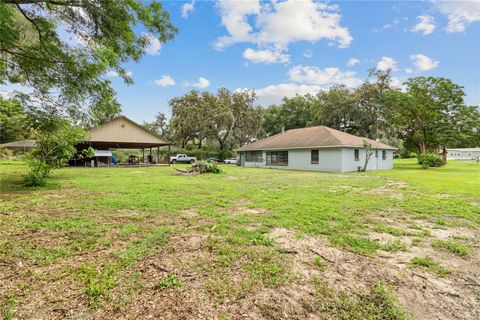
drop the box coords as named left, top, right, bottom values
left=1, top=162, right=479, bottom=319
left=2, top=210, right=478, bottom=320
left=268, top=227, right=480, bottom=320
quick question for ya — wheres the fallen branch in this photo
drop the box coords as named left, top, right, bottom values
left=411, top=272, right=428, bottom=280
left=278, top=248, right=298, bottom=254
left=309, top=248, right=335, bottom=263
left=174, top=161, right=222, bottom=175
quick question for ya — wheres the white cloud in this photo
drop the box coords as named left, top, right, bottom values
left=182, top=1, right=195, bottom=18
left=243, top=48, right=290, bottom=64
left=288, top=65, right=362, bottom=88
left=434, top=0, right=480, bottom=32
left=243, top=83, right=323, bottom=106
left=303, top=50, right=313, bottom=58
left=106, top=70, right=133, bottom=78
left=405, top=68, right=413, bottom=74
left=143, top=33, right=162, bottom=55
left=192, top=77, right=210, bottom=88
left=106, top=71, right=118, bottom=77
left=376, top=56, right=397, bottom=71
left=391, top=76, right=407, bottom=91
left=347, top=58, right=360, bottom=67
left=410, top=54, right=439, bottom=71
left=411, top=15, right=436, bottom=35
left=373, top=18, right=400, bottom=32
left=154, top=75, right=176, bottom=87
left=215, top=0, right=352, bottom=52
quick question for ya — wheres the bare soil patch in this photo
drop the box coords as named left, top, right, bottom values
left=365, top=180, right=408, bottom=200
left=267, top=227, right=480, bottom=320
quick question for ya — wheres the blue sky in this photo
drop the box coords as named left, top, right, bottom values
left=40, top=1, right=480, bottom=123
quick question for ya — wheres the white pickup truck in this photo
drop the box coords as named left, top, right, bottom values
left=170, top=154, right=196, bottom=164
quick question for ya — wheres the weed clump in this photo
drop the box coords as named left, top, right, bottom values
left=432, top=239, right=470, bottom=257
left=313, top=278, right=408, bottom=319
left=411, top=256, right=451, bottom=277
left=156, top=274, right=182, bottom=290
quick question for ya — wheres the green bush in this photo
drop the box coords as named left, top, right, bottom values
left=24, top=171, right=46, bottom=187
left=418, top=153, right=443, bottom=169
left=23, top=111, right=86, bottom=186
left=0, top=147, right=13, bottom=159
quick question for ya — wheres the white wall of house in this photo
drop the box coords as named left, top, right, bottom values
left=341, top=148, right=394, bottom=172
left=242, top=148, right=394, bottom=172
left=266, top=148, right=343, bottom=172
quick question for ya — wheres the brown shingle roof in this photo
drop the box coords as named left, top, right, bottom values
left=237, top=126, right=396, bottom=151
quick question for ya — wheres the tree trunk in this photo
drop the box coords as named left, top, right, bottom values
left=363, top=151, right=373, bottom=172
left=419, top=142, right=427, bottom=154
left=442, top=146, right=447, bottom=164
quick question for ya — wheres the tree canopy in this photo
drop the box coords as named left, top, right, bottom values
left=0, top=0, right=177, bottom=126
left=383, top=77, right=480, bottom=155
left=0, top=96, right=28, bottom=143
left=169, top=88, right=262, bottom=152
left=157, top=72, right=478, bottom=157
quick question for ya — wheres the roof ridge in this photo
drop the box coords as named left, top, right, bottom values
left=321, top=126, right=345, bottom=145
left=286, top=125, right=325, bottom=132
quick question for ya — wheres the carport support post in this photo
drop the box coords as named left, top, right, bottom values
left=157, top=146, right=160, bottom=164
left=168, top=145, right=171, bottom=166
left=149, top=147, right=152, bottom=164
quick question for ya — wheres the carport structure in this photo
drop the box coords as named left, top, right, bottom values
left=74, top=116, right=171, bottom=167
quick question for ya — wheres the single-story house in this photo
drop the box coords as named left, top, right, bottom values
left=236, top=126, right=396, bottom=172
left=446, top=148, right=480, bottom=160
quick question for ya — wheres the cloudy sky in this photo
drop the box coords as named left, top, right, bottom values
left=104, top=1, right=479, bottom=122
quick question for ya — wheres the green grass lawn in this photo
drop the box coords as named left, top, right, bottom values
left=0, top=159, right=479, bottom=319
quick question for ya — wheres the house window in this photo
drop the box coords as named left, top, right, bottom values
left=311, top=150, right=319, bottom=164
left=382, top=150, right=387, bottom=160
left=375, top=150, right=378, bottom=158
left=266, top=151, right=288, bottom=166
left=354, top=149, right=359, bottom=161
left=245, top=151, right=262, bottom=162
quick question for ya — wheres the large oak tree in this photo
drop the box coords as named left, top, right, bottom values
left=383, top=77, right=480, bottom=159
left=0, top=0, right=177, bottom=126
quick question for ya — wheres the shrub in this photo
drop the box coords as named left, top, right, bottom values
left=24, top=170, right=47, bottom=187
left=23, top=111, right=86, bottom=186
left=0, top=147, right=13, bottom=159
left=418, top=153, right=443, bottom=169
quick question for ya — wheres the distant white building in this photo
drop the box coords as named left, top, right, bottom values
left=236, top=126, right=396, bottom=172
left=446, top=148, right=480, bottom=160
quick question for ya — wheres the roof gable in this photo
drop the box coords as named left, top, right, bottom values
left=237, top=126, right=396, bottom=151
left=0, top=139, right=37, bottom=149
left=87, top=116, right=169, bottom=145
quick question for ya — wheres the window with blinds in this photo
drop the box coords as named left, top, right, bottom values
left=245, top=151, right=262, bottom=162
left=266, top=151, right=288, bottom=166
left=311, top=150, right=319, bottom=164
